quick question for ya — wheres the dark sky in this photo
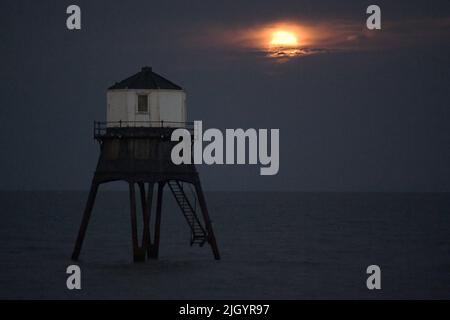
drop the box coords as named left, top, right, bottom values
left=1, top=0, right=450, bottom=191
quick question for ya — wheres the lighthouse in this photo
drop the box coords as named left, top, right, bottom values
left=71, top=67, right=220, bottom=262
left=106, top=66, right=186, bottom=127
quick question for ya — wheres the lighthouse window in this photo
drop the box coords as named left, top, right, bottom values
left=137, top=94, right=148, bottom=113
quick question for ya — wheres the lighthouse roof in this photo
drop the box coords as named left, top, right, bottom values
left=108, top=67, right=183, bottom=90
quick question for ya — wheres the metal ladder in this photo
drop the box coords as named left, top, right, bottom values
left=167, top=180, right=207, bottom=246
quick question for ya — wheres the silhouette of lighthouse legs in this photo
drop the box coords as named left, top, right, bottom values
left=130, top=181, right=166, bottom=262
left=138, top=182, right=152, bottom=257
left=129, top=183, right=146, bottom=262
left=148, top=182, right=164, bottom=259
left=194, top=180, right=221, bottom=260
left=72, top=178, right=219, bottom=261
left=71, top=180, right=99, bottom=261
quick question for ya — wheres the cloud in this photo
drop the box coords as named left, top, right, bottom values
left=183, top=16, right=450, bottom=62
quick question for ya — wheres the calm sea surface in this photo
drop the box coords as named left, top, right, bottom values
left=0, top=191, right=449, bottom=299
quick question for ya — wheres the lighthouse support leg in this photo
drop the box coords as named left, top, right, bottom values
left=129, top=182, right=146, bottom=262
left=71, top=180, right=100, bottom=261
left=149, top=182, right=164, bottom=259
left=139, top=182, right=152, bottom=258
left=194, top=181, right=221, bottom=260
left=144, top=182, right=155, bottom=258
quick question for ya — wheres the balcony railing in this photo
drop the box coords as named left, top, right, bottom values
left=94, top=120, right=195, bottom=139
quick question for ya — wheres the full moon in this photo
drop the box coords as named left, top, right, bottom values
left=233, top=22, right=317, bottom=59
left=269, top=30, right=298, bottom=47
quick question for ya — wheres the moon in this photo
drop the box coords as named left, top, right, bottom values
left=270, top=31, right=298, bottom=47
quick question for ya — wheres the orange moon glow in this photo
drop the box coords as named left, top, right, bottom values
left=265, top=26, right=306, bottom=58
left=207, top=21, right=330, bottom=60
left=269, top=31, right=299, bottom=47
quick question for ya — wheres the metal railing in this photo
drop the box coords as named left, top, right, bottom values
left=94, top=120, right=195, bottom=138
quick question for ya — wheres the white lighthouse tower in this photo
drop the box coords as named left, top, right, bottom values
left=106, top=66, right=186, bottom=127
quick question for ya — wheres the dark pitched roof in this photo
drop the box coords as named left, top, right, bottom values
left=108, top=67, right=183, bottom=90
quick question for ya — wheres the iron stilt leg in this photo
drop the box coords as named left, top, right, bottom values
left=149, top=182, right=164, bottom=259
left=145, top=182, right=155, bottom=257
left=71, top=181, right=99, bottom=261
left=129, top=182, right=145, bottom=262
left=194, top=181, right=221, bottom=260
left=138, top=182, right=151, bottom=258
